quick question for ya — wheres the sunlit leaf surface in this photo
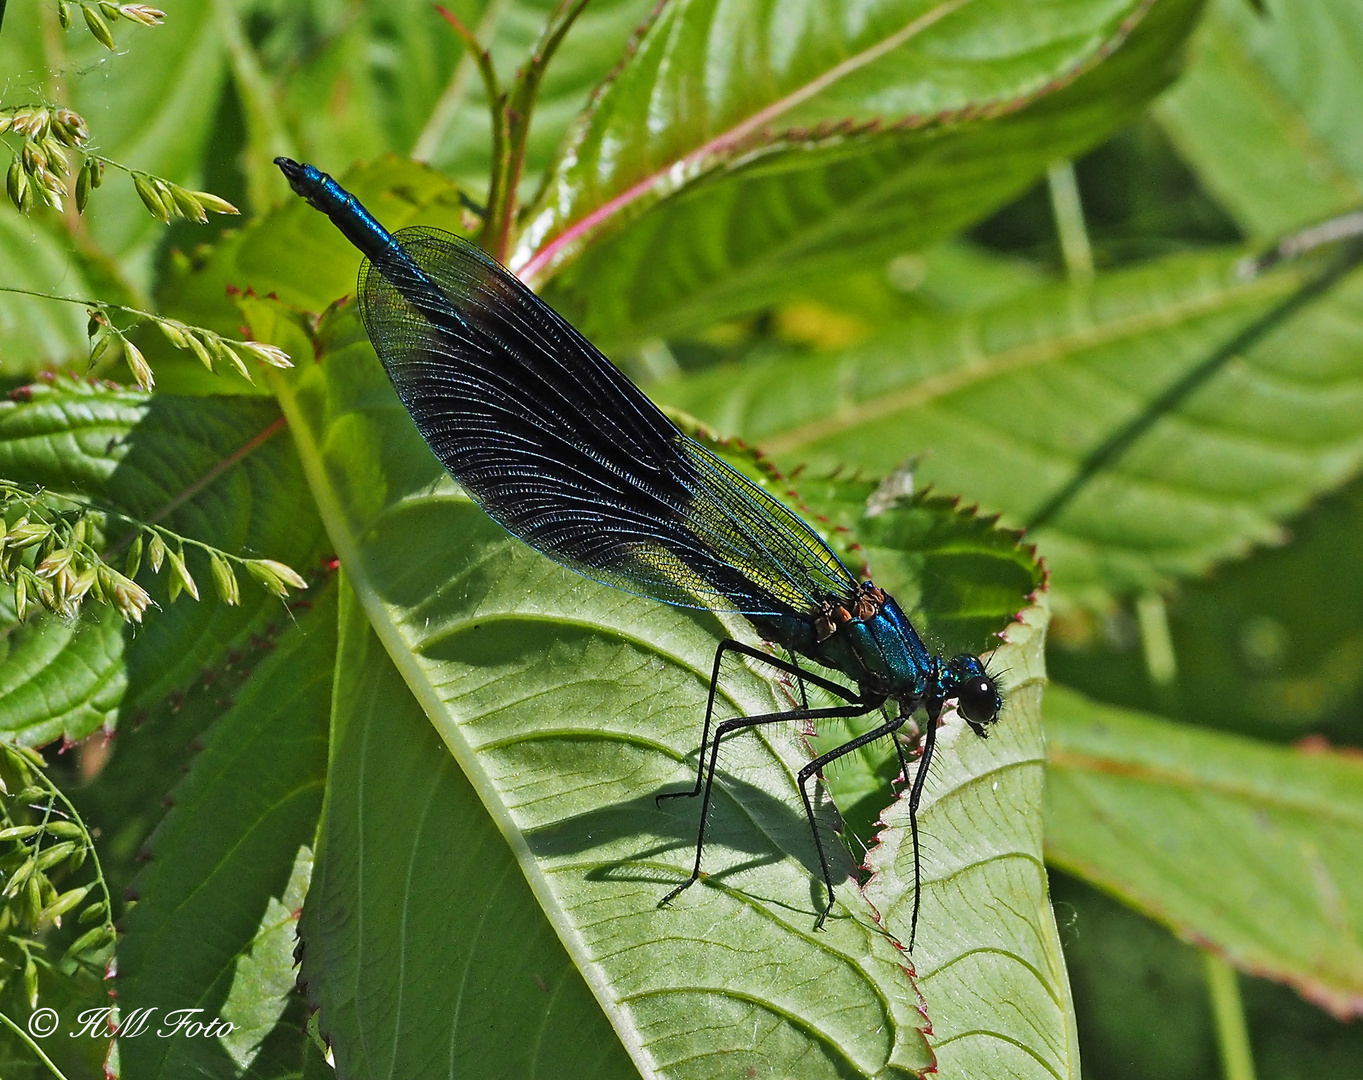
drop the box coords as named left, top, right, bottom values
left=525, top=0, right=1206, bottom=343
left=1157, top=0, right=1363, bottom=237
left=1045, top=684, right=1363, bottom=1020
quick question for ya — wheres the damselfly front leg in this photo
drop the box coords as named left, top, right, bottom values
left=797, top=707, right=908, bottom=928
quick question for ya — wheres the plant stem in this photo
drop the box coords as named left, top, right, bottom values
left=1135, top=590, right=1178, bottom=712
left=0, top=285, right=150, bottom=319
left=1141, top=599, right=1255, bottom=1080
left=1137, top=584, right=1252, bottom=1080
left=1047, top=160, right=1093, bottom=282
left=435, top=0, right=593, bottom=260
left=212, top=0, right=295, bottom=212
left=1205, top=952, right=1257, bottom=1080
left=494, top=0, right=594, bottom=263
left=1242, top=209, right=1363, bottom=276
left=438, top=6, right=509, bottom=256
left=0, top=1008, right=72, bottom=1080
left=415, top=0, right=513, bottom=163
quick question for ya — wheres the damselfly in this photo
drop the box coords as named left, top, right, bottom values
left=277, top=157, right=1002, bottom=947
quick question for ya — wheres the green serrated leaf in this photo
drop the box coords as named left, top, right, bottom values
left=526, top=0, right=1206, bottom=344
left=216, top=845, right=312, bottom=1069
left=759, top=474, right=1044, bottom=849
left=0, top=603, right=125, bottom=746
left=862, top=602, right=1073, bottom=1077
left=0, top=381, right=325, bottom=710
left=116, top=583, right=334, bottom=1079
left=301, top=580, right=642, bottom=1080
left=1044, top=682, right=1363, bottom=1019
left=272, top=299, right=1053, bottom=1076
left=1157, top=0, right=1363, bottom=238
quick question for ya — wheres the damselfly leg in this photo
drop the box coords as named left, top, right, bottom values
left=655, top=639, right=861, bottom=805
left=657, top=639, right=885, bottom=920
left=904, top=704, right=943, bottom=950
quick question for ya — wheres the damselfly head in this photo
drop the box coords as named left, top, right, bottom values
left=946, top=654, right=1001, bottom=737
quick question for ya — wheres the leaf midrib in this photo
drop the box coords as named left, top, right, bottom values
left=269, top=369, right=662, bottom=1079
left=518, top=0, right=979, bottom=279
left=275, top=369, right=895, bottom=1079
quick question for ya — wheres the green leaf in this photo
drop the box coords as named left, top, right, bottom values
left=770, top=473, right=1044, bottom=847
left=117, top=582, right=333, bottom=1080
left=1169, top=479, right=1363, bottom=740
left=0, top=0, right=229, bottom=277
left=0, top=603, right=125, bottom=746
left=73, top=610, right=308, bottom=916
left=0, top=378, right=152, bottom=496
left=781, top=473, right=1044, bottom=654
left=0, top=380, right=327, bottom=716
left=300, top=578, right=641, bottom=1080
left=1044, top=682, right=1363, bottom=1019
left=255, top=1, right=461, bottom=172
left=218, top=846, right=315, bottom=1073
left=655, top=247, right=1363, bottom=603
left=662, top=464, right=1057, bottom=1073
left=863, top=602, right=1077, bottom=1078
left=1051, top=476, right=1363, bottom=747
left=273, top=0, right=658, bottom=192
left=272, top=307, right=969, bottom=1077
left=1156, top=0, right=1363, bottom=238
left=525, top=0, right=1206, bottom=343
left=0, top=212, right=91, bottom=373
left=1049, top=872, right=1225, bottom=1078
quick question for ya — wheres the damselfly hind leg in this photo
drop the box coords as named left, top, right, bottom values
left=655, top=639, right=859, bottom=806
left=657, top=699, right=882, bottom=913
left=656, top=640, right=877, bottom=920
left=904, top=705, right=943, bottom=951
left=796, top=708, right=904, bottom=928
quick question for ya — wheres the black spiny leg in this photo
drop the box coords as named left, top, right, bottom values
left=905, top=704, right=942, bottom=951
left=891, top=707, right=913, bottom=792
left=658, top=699, right=880, bottom=914
left=656, top=638, right=859, bottom=806
left=795, top=707, right=904, bottom=928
